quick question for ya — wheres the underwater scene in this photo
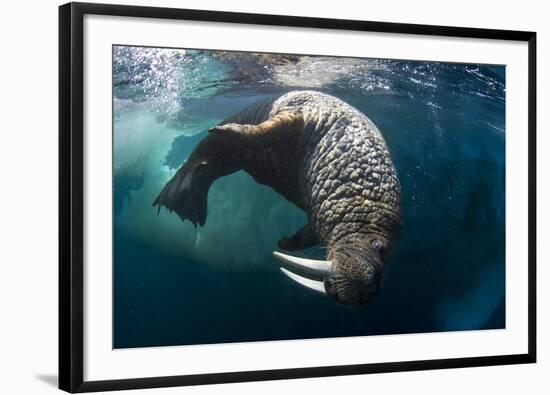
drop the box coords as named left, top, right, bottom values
left=113, top=46, right=505, bottom=348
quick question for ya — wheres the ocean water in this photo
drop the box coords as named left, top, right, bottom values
left=113, top=46, right=505, bottom=349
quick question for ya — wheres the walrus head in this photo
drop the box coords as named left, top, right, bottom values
left=274, top=233, right=392, bottom=309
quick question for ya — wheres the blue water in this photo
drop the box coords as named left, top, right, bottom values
left=113, top=46, right=505, bottom=348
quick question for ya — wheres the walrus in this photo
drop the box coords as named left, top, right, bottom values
left=153, top=91, right=402, bottom=308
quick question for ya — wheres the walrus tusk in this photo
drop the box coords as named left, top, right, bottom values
left=273, top=251, right=332, bottom=277
left=280, top=268, right=327, bottom=294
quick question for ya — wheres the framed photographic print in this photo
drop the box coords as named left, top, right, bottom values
left=59, top=2, right=537, bottom=392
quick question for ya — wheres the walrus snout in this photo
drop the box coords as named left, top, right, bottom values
left=327, top=237, right=386, bottom=307
left=325, top=263, right=382, bottom=308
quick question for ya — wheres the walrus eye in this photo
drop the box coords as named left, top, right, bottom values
left=371, top=239, right=384, bottom=252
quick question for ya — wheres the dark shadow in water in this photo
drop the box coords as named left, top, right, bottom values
left=35, top=374, right=58, bottom=388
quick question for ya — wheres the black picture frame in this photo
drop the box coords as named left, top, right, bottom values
left=59, top=2, right=537, bottom=392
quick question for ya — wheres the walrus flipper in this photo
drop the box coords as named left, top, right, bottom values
left=153, top=161, right=210, bottom=227
left=208, top=111, right=303, bottom=144
left=278, top=223, right=320, bottom=251
left=153, top=134, right=242, bottom=227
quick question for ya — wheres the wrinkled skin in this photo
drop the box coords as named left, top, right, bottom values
left=154, top=91, right=402, bottom=308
